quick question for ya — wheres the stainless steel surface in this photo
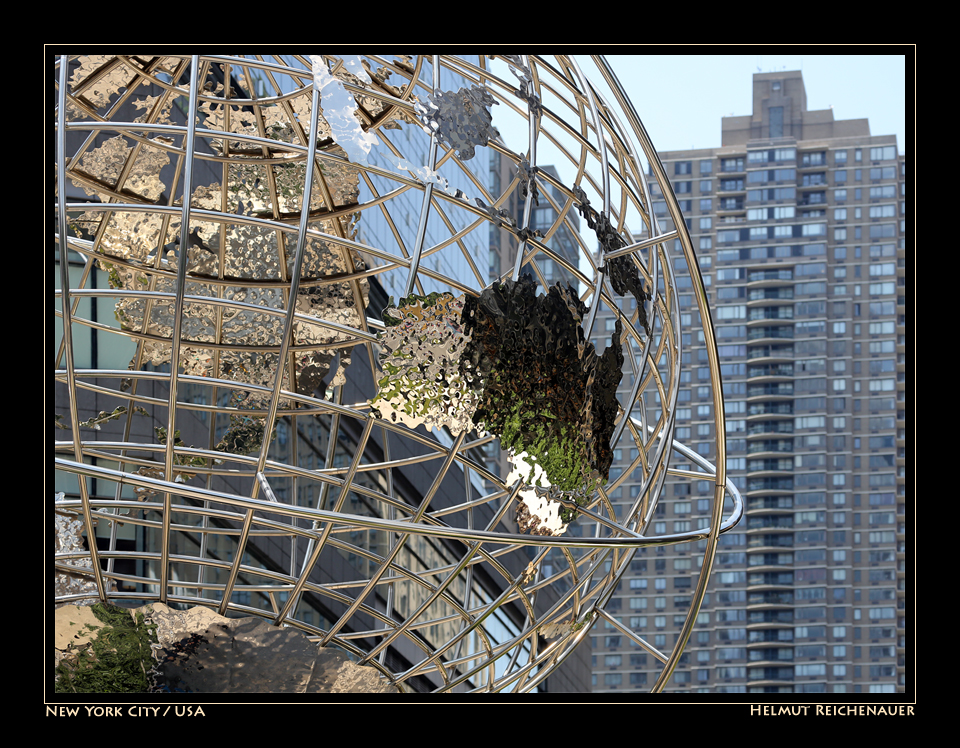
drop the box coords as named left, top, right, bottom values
left=53, top=54, right=740, bottom=693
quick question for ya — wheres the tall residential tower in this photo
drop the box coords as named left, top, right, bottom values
left=589, top=70, right=906, bottom=694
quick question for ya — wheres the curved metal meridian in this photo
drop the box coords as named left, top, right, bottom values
left=53, top=54, right=740, bottom=694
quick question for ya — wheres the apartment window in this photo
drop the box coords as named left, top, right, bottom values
left=870, top=146, right=897, bottom=161
left=870, top=205, right=897, bottom=219
left=871, top=185, right=897, bottom=199
left=721, top=157, right=744, bottom=172
left=870, top=167, right=897, bottom=181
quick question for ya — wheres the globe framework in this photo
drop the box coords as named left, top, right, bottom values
left=53, top=54, right=742, bottom=694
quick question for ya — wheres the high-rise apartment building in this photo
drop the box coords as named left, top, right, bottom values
left=588, top=70, right=907, bottom=694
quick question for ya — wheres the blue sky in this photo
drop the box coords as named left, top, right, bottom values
left=479, top=51, right=910, bottom=286
left=597, top=52, right=909, bottom=154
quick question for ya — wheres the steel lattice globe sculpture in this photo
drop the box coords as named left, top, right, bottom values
left=54, top=54, right=741, bottom=693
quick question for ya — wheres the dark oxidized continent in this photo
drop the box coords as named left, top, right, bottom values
left=459, top=276, right=624, bottom=493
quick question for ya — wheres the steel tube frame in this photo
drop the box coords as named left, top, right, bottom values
left=53, top=54, right=737, bottom=694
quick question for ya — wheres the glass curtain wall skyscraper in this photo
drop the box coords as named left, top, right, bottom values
left=587, top=70, right=907, bottom=694
left=54, top=54, right=593, bottom=693
left=487, top=155, right=582, bottom=289
left=248, top=55, right=492, bottom=305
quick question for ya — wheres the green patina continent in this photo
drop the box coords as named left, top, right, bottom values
left=459, top=276, right=623, bottom=494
